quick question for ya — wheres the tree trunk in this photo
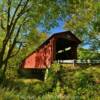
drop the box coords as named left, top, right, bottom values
left=0, top=59, right=8, bottom=83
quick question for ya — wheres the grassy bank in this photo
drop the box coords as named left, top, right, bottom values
left=0, top=64, right=100, bottom=100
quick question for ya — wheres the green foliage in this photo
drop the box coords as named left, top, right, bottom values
left=64, top=0, right=100, bottom=50
left=0, top=88, right=19, bottom=100
left=78, top=48, right=100, bottom=59
left=64, top=0, right=96, bottom=31
left=0, top=65, right=100, bottom=99
left=37, top=92, right=61, bottom=100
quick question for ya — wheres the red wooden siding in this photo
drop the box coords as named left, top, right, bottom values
left=22, top=40, right=53, bottom=69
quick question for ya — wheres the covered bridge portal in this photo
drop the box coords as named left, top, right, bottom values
left=20, top=31, right=81, bottom=79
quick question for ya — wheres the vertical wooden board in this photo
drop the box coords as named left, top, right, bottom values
left=45, top=43, right=52, bottom=67
left=23, top=53, right=36, bottom=68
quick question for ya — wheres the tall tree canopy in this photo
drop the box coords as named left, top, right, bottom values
left=64, top=0, right=100, bottom=50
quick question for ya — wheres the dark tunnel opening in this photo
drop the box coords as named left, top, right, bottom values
left=55, top=38, right=74, bottom=60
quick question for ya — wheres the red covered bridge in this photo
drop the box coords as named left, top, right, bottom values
left=21, top=31, right=81, bottom=70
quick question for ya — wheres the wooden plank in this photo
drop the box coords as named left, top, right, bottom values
left=55, top=59, right=100, bottom=64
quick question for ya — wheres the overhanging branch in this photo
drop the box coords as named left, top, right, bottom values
left=10, top=42, right=23, bottom=58
left=9, top=0, right=29, bottom=39
left=1, top=19, right=6, bottom=31
left=10, top=0, right=23, bottom=28
left=4, top=16, right=27, bottom=61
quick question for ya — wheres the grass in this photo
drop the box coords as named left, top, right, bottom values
left=0, top=64, right=100, bottom=100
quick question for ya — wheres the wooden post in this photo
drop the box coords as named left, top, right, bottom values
left=44, top=68, right=48, bottom=80
left=73, top=59, right=75, bottom=68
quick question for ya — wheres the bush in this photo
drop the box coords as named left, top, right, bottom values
left=0, top=88, right=19, bottom=100
left=0, top=64, right=100, bottom=99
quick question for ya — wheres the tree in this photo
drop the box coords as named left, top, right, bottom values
left=64, top=0, right=100, bottom=50
left=0, top=0, right=31, bottom=78
left=78, top=48, right=100, bottom=59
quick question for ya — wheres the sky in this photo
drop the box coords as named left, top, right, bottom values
left=49, top=20, right=65, bottom=34
left=38, top=19, right=66, bottom=36
left=49, top=16, right=72, bottom=34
